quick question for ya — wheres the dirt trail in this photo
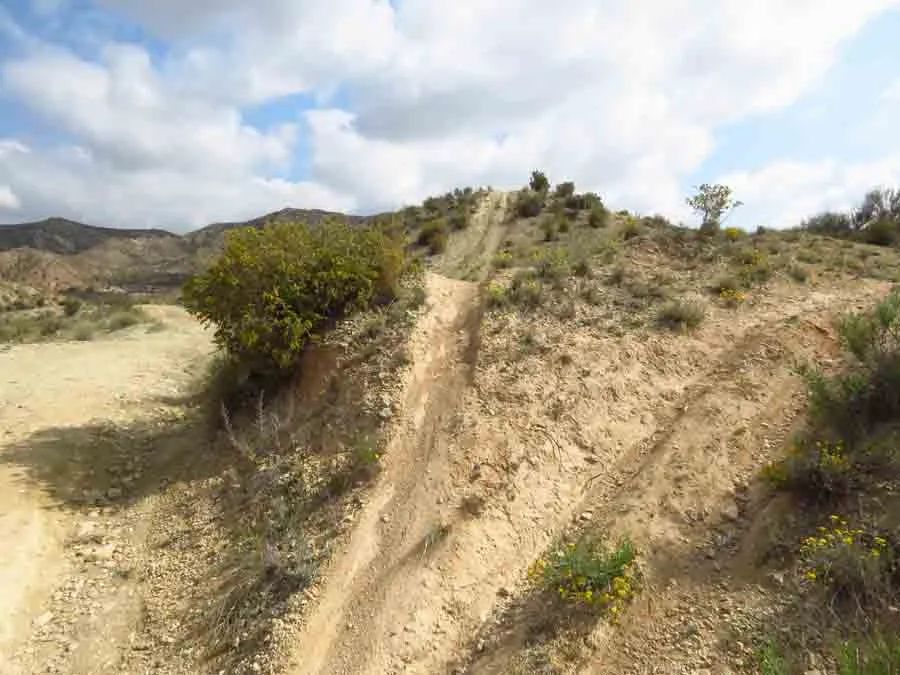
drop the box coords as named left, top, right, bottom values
left=287, top=272, right=481, bottom=674
left=0, top=306, right=213, bottom=675
left=434, top=191, right=510, bottom=281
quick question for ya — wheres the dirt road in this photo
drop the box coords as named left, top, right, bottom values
left=0, top=306, right=212, bottom=674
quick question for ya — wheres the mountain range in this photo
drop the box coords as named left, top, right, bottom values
left=0, top=208, right=368, bottom=294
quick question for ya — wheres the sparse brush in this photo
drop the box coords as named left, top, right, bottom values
left=788, top=264, right=810, bottom=283
left=459, top=494, right=486, bottom=517
left=62, top=297, right=82, bottom=317
left=492, top=250, right=513, bottom=269
left=72, top=321, right=95, bottom=341
left=622, top=221, right=641, bottom=240
left=758, top=641, right=790, bottom=675
left=106, top=309, right=143, bottom=331
left=588, top=206, right=609, bottom=229
left=712, top=274, right=741, bottom=294
left=837, top=634, right=900, bottom=675
left=535, top=249, right=569, bottom=282
left=509, top=272, right=544, bottom=309
left=540, top=217, right=558, bottom=242
left=658, top=299, right=706, bottom=331
left=573, top=259, right=592, bottom=278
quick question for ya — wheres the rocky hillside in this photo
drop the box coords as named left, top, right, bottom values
left=0, top=208, right=370, bottom=294
left=0, top=217, right=176, bottom=254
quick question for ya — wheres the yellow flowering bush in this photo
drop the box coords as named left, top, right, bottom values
left=799, top=515, right=893, bottom=604
left=719, top=288, right=746, bottom=307
left=529, top=536, right=639, bottom=619
left=763, top=440, right=854, bottom=499
left=724, top=226, right=744, bottom=242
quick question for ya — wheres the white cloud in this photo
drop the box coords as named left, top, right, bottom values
left=2, top=46, right=296, bottom=173
left=883, top=78, right=900, bottom=102
left=0, top=185, right=21, bottom=210
left=719, top=155, right=900, bottom=228
left=1, top=0, right=898, bottom=229
left=0, top=139, right=353, bottom=230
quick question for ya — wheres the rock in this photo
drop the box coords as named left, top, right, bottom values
left=87, top=543, right=117, bottom=561
left=106, top=487, right=123, bottom=499
left=34, top=611, right=54, bottom=628
left=579, top=511, right=593, bottom=522
left=378, top=406, right=393, bottom=420
left=721, top=500, right=739, bottom=521
left=381, top=514, right=391, bottom=523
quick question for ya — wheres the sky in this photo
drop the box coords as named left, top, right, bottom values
left=0, top=1, right=899, bottom=232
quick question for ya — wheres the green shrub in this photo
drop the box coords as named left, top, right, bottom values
left=72, top=322, right=95, bottom=342
left=788, top=264, right=810, bottom=283
left=62, top=297, right=82, bottom=317
left=509, top=272, right=544, bottom=309
left=864, top=218, right=897, bottom=247
left=418, top=218, right=449, bottom=254
left=486, top=283, right=508, bottom=309
left=492, top=250, right=513, bottom=269
left=535, top=249, right=569, bottom=282
left=712, top=274, right=741, bottom=294
left=801, top=291, right=900, bottom=441
left=106, top=310, right=141, bottom=331
left=622, top=221, right=641, bottom=240
left=763, top=440, right=856, bottom=500
left=449, top=210, right=470, bottom=230
left=838, top=634, right=900, bottom=675
left=517, top=190, right=544, bottom=218
left=758, top=642, right=789, bottom=675
left=529, top=535, right=639, bottom=617
left=573, top=259, right=592, bottom=278
left=540, top=217, right=558, bottom=242
left=529, top=170, right=550, bottom=193
left=183, top=220, right=404, bottom=373
left=588, top=206, right=609, bottom=229
left=565, top=193, right=593, bottom=210
left=554, top=181, right=575, bottom=199
left=658, top=299, right=706, bottom=331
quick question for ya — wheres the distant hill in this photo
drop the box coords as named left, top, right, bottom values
left=0, top=217, right=177, bottom=254
left=184, top=208, right=370, bottom=249
left=0, top=208, right=374, bottom=294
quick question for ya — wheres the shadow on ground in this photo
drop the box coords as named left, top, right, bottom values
left=0, top=412, right=227, bottom=509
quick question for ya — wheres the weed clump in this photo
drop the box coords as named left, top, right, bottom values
left=529, top=535, right=639, bottom=619
left=658, top=299, right=706, bottom=331
left=798, top=515, right=893, bottom=607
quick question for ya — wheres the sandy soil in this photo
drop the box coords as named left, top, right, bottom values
left=0, top=305, right=213, bottom=675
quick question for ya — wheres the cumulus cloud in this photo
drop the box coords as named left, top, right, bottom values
left=0, top=185, right=21, bottom=210
left=719, top=155, right=900, bottom=228
left=0, top=139, right=353, bottom=230
left=883, top=78, right=900, bottom=102
left=1, top=0, right=899, bottom=229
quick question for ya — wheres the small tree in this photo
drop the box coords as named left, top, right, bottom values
left=686, top=184, right=742, bottom=234
left=530, top=170, right=550, bottom=193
